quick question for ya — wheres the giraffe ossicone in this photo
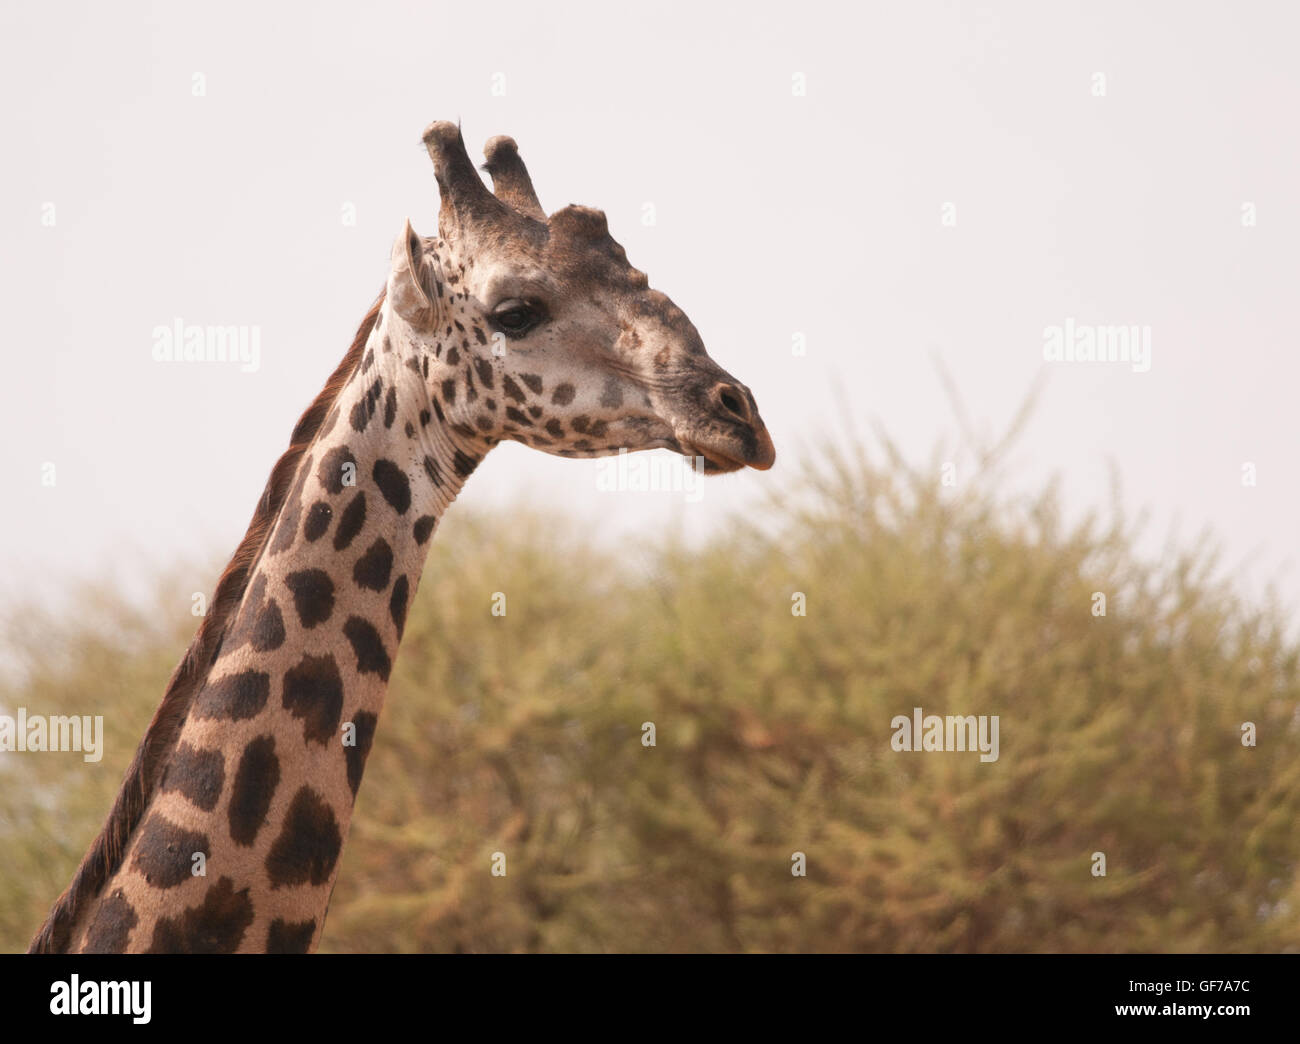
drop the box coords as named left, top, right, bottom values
left=30, top=121, right=774, bottom=954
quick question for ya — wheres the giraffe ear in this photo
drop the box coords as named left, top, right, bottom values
left=388, top=219, right=434, bottom=325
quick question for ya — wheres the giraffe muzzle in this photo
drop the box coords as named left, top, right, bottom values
left=677, top=381, right=776, bottom=473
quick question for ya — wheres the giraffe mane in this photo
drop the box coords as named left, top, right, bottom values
left=28, top=288, right=387, bottom=953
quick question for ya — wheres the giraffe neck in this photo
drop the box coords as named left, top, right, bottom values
left=66, top=283, right=492, bottom=953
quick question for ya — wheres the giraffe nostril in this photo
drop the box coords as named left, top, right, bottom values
left=713, top=383, right=751, bottom=424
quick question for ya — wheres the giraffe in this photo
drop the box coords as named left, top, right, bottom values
left=29, top=121, right=774, bottom=954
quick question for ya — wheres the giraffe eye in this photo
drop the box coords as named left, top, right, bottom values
left=490, top=299, right=544, bottom=338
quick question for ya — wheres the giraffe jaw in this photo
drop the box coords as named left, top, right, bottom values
left=560, top=437, right=765, bottom=474
left=679, top=441, right=746, bottom=474
left=676, top=432, right=776, bottom=474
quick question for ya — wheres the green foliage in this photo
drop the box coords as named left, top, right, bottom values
left=2, top=441, right=1297, bottom=952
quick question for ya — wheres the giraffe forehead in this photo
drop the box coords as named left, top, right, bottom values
left=543, top=232, right=647, bottom=293
left=437, top=209, right=650, bottom=308
left=464, top=243, right=645, bottom=302
left=476, top=263, right=560, bottom=305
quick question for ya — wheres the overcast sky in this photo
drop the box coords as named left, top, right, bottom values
left=1, top=0, right=1296, bottom=624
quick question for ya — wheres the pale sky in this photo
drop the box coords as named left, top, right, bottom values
left=1, top=0, right=1296, bottom=624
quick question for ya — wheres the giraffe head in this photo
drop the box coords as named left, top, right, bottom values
left=386, top=121, right=775, bottom=474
